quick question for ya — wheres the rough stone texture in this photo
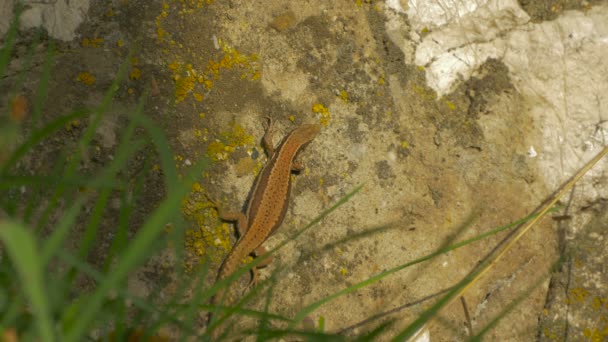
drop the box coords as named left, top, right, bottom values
left=1, top=0, right=606, bottom=340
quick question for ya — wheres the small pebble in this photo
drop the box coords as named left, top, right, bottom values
left=270, top=11, right=296, bottom=32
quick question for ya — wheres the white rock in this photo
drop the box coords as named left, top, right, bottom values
left=18, top=0, right=90, bottom=41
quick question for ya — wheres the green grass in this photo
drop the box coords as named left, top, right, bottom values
left=3, top=13, right=598, bottom=342
left=0, top=22, right=209, bottom=340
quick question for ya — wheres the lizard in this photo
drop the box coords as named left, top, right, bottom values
left=206, top=118, right=321, bottom=336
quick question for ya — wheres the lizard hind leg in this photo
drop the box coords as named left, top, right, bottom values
left=244, top=245, right=273, bottom=293
left=291, top=159, right=306, bottom=172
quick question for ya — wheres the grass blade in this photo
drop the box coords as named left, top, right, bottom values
left=469, top=257, right=563, bottom=341
left=32, top=56, right=132, bottom=234
left=0, top=174, right=121, bottom=190
left=55, top=250, right=196, bottom=335
left=0, top=109, right=89, bottom=174
left=63, top=158, right=209, bottom=342
left=10, top=29, right=41, bottom=99
left=0, top=220, right=54, bottom=342
left=129, top=112, right=178, bottom=188
left=203, top=185, right=365, bottom=316
left=397, top=146, right=608, bottom=341
left=290, top=208, right=557, bottom=329
left=31, top=41, right=55, bottom=127
left=0, top=4, right=20, bottom=78
left=41, top=197, right=86, bottom=265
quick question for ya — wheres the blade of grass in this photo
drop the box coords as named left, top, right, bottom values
left=338, top=286, right=454, bottom=336
left=149, top=264, right=210, bottom=341
left=252, top=327, right=347, bottom=341
left=354, top=320, right=396, bottom=342
left=63, top=158, right=209, bottom=342
left=1, top=163, right=57, bottom=219
left=400, top=146, right=608, bottom=341
left=103, top=157, right=149, bottom=272
left=77, top=64, right=131, bottom=158
left=203, top=184, right=364, bottom=334
left=75, top=141, right=145, bottom=262
left=203, top=185, right=364, bottom=341
left=0, top=220, right=54, bottom=342
left=289, top=207, right=559, bottom=329
left=55, top=249, right=197, bottom=336
left=0, top=257, right=24, bottom=329
left=111, top=294, right=127, bottom=342
left=0, top=3, right=21, bottom=78
left=41, top=197, right=86, bottom=265
left=204, top=185, right=365, bottom=304
left=257, top=276, right=278, bottom=342
left=0, top=294, right=24, bottom=332
left=87, top=85, right=150, bottom=189
left=62, top=94, right=146, bottom=272
left=10, top=29, right=41, bottom=99
left=468, top=257, right=564, bottom=341
left=23, top=149, right=70, bottom=225
left=33, top=55, right=132, bottom=234
left=0, top=109, right=90, bottom=174
left=194, top=305, right=288, bottom=323
left=31, top=40, right=55, bottom=127
left=129, top=112, right=178, bottom=188
left=206, top=265, right=288, bottom=337
left=0, top=174, right=121, bottom=190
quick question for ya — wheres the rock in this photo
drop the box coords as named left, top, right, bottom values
left=270, top=11, right=296, bottom=32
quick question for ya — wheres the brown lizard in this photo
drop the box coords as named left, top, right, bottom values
left=207, top=119, right=321, bottom=336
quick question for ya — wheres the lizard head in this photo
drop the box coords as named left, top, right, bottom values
left=290, top=123, right=321, bottom=144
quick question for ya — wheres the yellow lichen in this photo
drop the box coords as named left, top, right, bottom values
left=411, top=84, right=436, bottom=101
left=206, top=141, right=228, bottom=161
left=130, top=67, right=141, bottom=80
left=220, top=122, right=255, bottom=147
left=312, top=103, right=331, bottom=126
left=81, top=38, right=104, bottom=48
left=569, top=287, right=589, bottom=303
left=76, top=72, right=96, bottom=85
left=445, top=100, right=456, bottom=111
left=204, top=40, right=260, bottom=85
left=543, top=328, right=557, bottom=339
left=181, top=179, right=235, bottom=269
left=592, top=296, right=607, bottom=311
left=157, top=3, right=259, bottom=104
left=168, top=62, right=180, bottom=71
left=167, top=46, right=259, bottom=103
left=339, top=90, right=349, bottom=102
left=583, top=327, right=607, bottom=342
left=65, top=119, right=81, bottom=131
left=173, top=73, right=197, bottom=103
